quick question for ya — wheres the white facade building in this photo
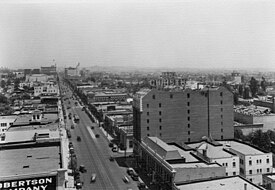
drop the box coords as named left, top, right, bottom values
left=25, top=74, right=49, bottom=83
left=0, top=115, right=17, bottom=137
left=34, top=82, right=58, bottom=96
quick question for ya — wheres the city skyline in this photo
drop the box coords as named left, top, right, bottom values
left=0, top=0, right=275, bottom=70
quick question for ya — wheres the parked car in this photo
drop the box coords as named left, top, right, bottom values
left=95, top=134, right=100, bottom=138
left=69, top=142, right=73, bottom=148
left=131, top=171, right=139, bottom=181
left=138, top=182, right=149, bottom=190
left=109, top=143, right=114, bottom=148
left=122, top=175, right=129, bottom=183
left=91, top=126, right=94, bottom=130
left=112, top=147, right=118, bottom=152
left=109, top=156, right=114, bottom=161
left=79, top=165, right=87, bottom=173
left=77, top=136, right=81, bottom=141
left=127, top=168, right=135, bottom=176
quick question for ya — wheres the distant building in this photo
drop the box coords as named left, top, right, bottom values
left=25, top=74, right=49, bottom=83
left=34, top=82, right=58, bottom=96
left=41, top=65, right=57, bottom=76
left=133, top=87, right=234, bottom=145
left=150, top=72, right=185, bottom=89
left=234, top=105, right=275, bottom=132
left=87, top=92, right=127, bottom=103
left=0, top=115, right=17, bottom=138
left=231, top=71, right=242, bottom=84
left=65, top=67, right=79, bottom=77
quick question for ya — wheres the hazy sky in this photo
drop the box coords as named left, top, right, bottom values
left=0, top=0, right=275, bottom=69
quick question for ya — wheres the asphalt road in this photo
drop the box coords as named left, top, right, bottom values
left=61, top=82, right=138, bottom=190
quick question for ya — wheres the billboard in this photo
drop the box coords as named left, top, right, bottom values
left=0, top=175, right=56, bottom=190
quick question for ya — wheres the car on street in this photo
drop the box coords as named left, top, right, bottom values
left=77, top=136, right=81, bottom=141
left=127, top=168, right=135, bottom=176
left=112, top=147, right=118, bottom=152
left=91, top=173, right=97, bottom=183
left=138, top=182, right=149, bottom=190
left=69, top=142, right=73, bottom=148
left=95, top=134, right=100, bottom=138
left=109, top=143, right=114, bottom=148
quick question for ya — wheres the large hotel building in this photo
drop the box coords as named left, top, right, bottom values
left=133, top=86, right=234, bottom=145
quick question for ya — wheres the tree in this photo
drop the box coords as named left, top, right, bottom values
left=6, top=79, right=11, bottom=86
left=0, top=94, right=8, bottom=104
left=260, top=77, right=267, bottom=92
left=249, top=77, right=259, bottom=97
left=0, top=80, right=6, bottom=89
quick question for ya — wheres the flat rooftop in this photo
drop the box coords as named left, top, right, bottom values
left=177, top=176, right=264, bottom=190
left=187, top=142, right=234, bottom=158
left=0, top=146, right=60, bottom=177
left=3, top=129, right=60, bottom=144
left=234, top=105, right=273, bottom=116
left=217, top=141, right=265, bottom=155
left=169, top=145, right=198, bottom=162
left=172, top=162, right=220, bottom=169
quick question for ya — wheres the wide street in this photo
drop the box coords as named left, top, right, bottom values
left=61, top=82, right=138, bottom=190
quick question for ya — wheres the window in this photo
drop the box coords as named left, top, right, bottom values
left=233, top=172, right=236, bottom=176
left=221, top=122, right=223, bottom=125
left=187, top=93, right=190, bottom=98
left=159, top=126, right=162, bottom=130
left=152, top=95, right=155, bottom=99
left=187, top=102, right=190, bottom=106
left=226, top=173, right=228, bottom=176
left=221, top=115, right=223, bottom=119
left=147, top=112, right=149, bottom=116
left=188, top=123, right=190, bottom=128
left=267, top=158, right=270, bottom=164
left=147, top=127, right=150, bottom=131
left=249, top=160, right=252, bottom=165
left=159, top=133, right=162, bottom=137
left=159, top=118, right=162, bottom=123
left=159, top=111, right=162, bottom=116
left=188, top=117, right=190, bottom=121
left=257, top=160, right=259, bottom=164
left=225, top=163, right=228, bottom=167
left=221, top=108, right=223, bottom=112
left=221, top=128, right=223, bottom=132
left=221, top=135, right=223, bottom=140
left=170, top=94, right=173, bottom=99
left=221, top=100, right=223, bottom=104
left=233, top=162, right=236, bottom=167
left=220, top=92, right=223, bottom=97
left=267, top=168, right=270, bottom=173
left=249, top=170, right=252, bottom=174
left=147, top=119, right=149, bottom=123
left=188, top=131, right=190, bottom=135
left=187, top=110, right=190, bottom=114
left=260, top=159, right=262, bottom=164
left=188, top=138, right=190, bottom=142
left=129, top=141, right=133, bottom=148
left=159, top=103, right=162, bottom=108
left=147, top=104, right=149, bottom=108
left=147, top=134, right=150, bottom=136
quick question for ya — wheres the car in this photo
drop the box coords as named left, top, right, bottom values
left=112, top=147, right=118, bottom=152
left=77, top=136, right=81, bottom=141
left=71, top=125, right=74, bottom=129
left=138, top=182, right=149, bottom=190
left=122, top=175, right=129, bottom=183
left=79, top=165, right=87, bottom=173
left=109, top=156, right=115, bottom=161
left=109, top=143, right=114, bottom=148
left=91, top=126, right=94, bottom=130
left=95, top=134, right=100, bottom=138
left=90, top=173, right=97, bottom=182
left=127, top=168, right=135, bottom=176
left=131, top=172, right=139, bottom=181
left=69, top=142, right=73, bottom=148
left=75, top=179, right=82, bottom=189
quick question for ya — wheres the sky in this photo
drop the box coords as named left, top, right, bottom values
left=0, top=0, right=275, bottom=70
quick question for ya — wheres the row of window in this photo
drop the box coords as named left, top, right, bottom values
left=249, top=168, right=270, bottom=174
left=225, top=172, right=236, bottom=176
left=152, top=92, right=223, bottom=100
left=222, top=162, right=236, bottom=167
left=0, top=123, right=7, bottom=127
left=247, top=158, right=269, bottom=166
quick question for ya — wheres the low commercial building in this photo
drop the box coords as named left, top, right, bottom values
left=136, top=137, right=226, bottom=190
left=34, top=82, right=58, bottom=96
left=0, top=142, right=66, bottom=190
left=87, top=91, right=127, bottom=103
left=177, top=176, right=265, bottom=190
left=0, top=115, right=17, bottom=137
left=187, top=140, right=240, bottom=177
left=234, top=105, right=275, bottom=132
